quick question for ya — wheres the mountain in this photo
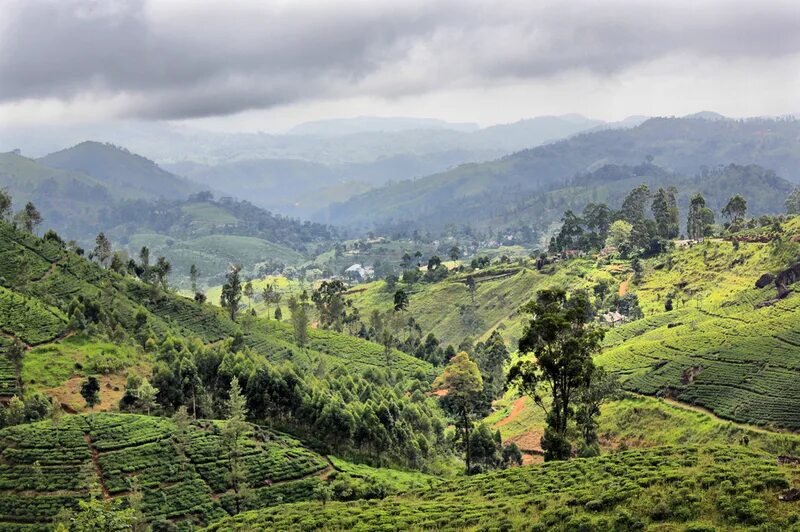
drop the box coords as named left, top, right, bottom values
left=327, top=116, right=800, bottom=233
left=39, top=141, right=194, bottom=199
left=0, top=150, right=126, bottom=236
left=288, top=116, right=480, bottom=136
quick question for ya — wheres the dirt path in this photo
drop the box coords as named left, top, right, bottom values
left=619, top=274, right=631, bottom=296
left=495, top=398, right=525, bottom=428
left=83, top=433, right=111, bottom=500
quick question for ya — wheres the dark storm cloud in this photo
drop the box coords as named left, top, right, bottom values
left=1, top=0, right=798, bottom=120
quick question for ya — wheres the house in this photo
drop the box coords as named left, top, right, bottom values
left=344, top=263, right=372, bottom=282
left=602, top=310, right=626, bottom=326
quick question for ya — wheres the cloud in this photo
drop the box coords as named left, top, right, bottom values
left=1, top=0, right=799, bottom=120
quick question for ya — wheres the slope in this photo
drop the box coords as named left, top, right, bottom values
left=208, top=445, right=800, bottom=531
left=0, top=412, right=430, bottom=530
left=595, top=222, right=800, bottom=430
left=0, top=220, right=432, bottom=403
left=39, top=141, right=194, bottom=200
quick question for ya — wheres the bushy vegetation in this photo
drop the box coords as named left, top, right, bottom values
left=208, top=445, right=800, bottom=531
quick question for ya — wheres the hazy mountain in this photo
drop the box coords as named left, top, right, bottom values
left=327, top=116, right=800, bottom=232
left=287, top=116, right=480, bottom=136
left=38, top=141, right=194, bottom=199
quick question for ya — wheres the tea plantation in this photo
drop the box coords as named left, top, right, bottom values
left=0, top=413, right=338, bottom=529
left=207, top=445, right=800, bottom=531
left=596, top=236, right=800, bottom=430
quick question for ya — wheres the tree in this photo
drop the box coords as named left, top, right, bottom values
left=137, top=378, right=158, bottom=415
left=722, top=194, right=747, bottom=225
left=80, top=377, right=101, bottom=409
left=0, top=188, right=12, bottom=221
left=687, top=194, right=714, bottom=240
left=261, top=284, right=278, bottom=318
left=507, top=289, right=605, bottom=461
left=786, top=187, right=800, bottom=214
left=287, top=295, right=309, bottom=347
left=449, top=246, right=461, bottom=261
left=433, top=352, right=483, bottom=473
left=220, top=265, right=243, bottom=321
left=605, top=220, right=633, bottom=249
left=620, top=184, right=650, bottom=224
left=274, top=306, right=282, bottom=320
left=583, top=202, right=613, bottom=248
left=427, top=255, right=442, bottom=272
left=190, top=264, right=199, bottom=294
left=393, top=289, right=409, bottom=312
left=651, top=187, right=679, bottom=239
left=92, top=233, right=112, bottom=267
left=553, top=210, right=584, bottom=251
left=575, top=367, right=621, bottom=457
left=312, top=280, right=349, bottom=330
left=154, top=256, right=171, bottom=291
left=222, top=376, right=250, bottom=514
left=244, top=281, right=255, bottom=309
left=18, top=202, right=43, bottom=234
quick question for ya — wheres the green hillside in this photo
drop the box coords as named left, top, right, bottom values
left=38, top=141, right=193, bottom=200
left=0, top=412, right=433, bottom=530
left=596, top=231, right=800, bottom=430
left=348, top=260, right=599, bottom=347
left=209, top=445, right=800, bottom=531
left=329, top=116, right=800, bottom=233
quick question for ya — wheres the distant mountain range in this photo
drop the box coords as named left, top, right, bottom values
left=325, top=115, right=800, bottom=234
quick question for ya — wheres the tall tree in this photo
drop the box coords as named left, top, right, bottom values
left=507, top=289, right=605, bottom=461
left=189, top=264, right=199, bottom=294
left=220, top=265, right=243, bottom=321
left=722, top=194, right=747, bottom=224
left=93, top=233, right=112, bottom=267
left=582, top=202, right=612, bottom=248
left=434, top=352, right=483, bottom=473
left=18, top=202, right=43, bottom=234
left=449, top=246, right=461, bottom=261
left=243, top=281, right=255, bottom=309
left=620, top=184, right=650, bottom=224
left=154, top=256, right=171, bottom=290
left=261, top=284, right=276, bottom=318
left=651, top=187, right=679, bottom=239
left=687, top=194, right=714, bottom=240
left=222, top=376, right=250, bottom=514
left=287, top=295, right=309, bottom=347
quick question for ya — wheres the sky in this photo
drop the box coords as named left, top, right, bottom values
left=1, top=0, right=799, bottom=133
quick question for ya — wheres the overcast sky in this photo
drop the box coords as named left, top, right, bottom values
left=1, top=0, right=799, bottom=132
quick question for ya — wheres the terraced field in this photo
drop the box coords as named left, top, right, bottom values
left=208, top=445, right=800, bottom=531
left=0, top=413, right=333, bottom=530
left=597, top=238, right=800, bottom=430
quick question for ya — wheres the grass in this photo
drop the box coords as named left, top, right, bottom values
left=22, top=336, right=148, bottom=390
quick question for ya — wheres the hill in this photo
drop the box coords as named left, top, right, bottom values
left=38, top=141, right=194, bottom=200
left=0, top=412, right=434, bottom=530
left=328, top=116, right=800, bottom=233
left=208, top=445, right=800, bottom=531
